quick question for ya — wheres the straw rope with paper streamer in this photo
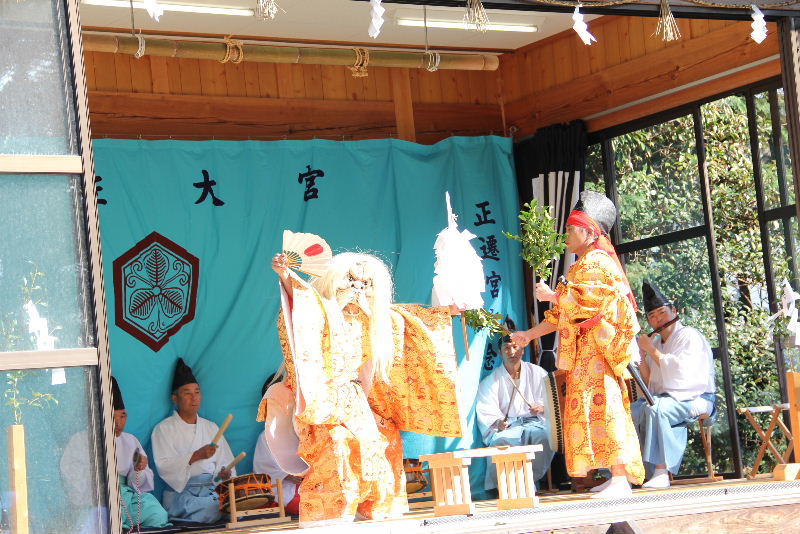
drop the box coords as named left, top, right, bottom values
left=770, top=280, right=800, bottom=349
left=431, top=192, right=486, bottom=360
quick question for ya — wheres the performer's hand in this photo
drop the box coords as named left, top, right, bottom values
left=535, top=280, right=557, bottom=303
left=272, top=253, right=290, bottom=276
left=190, top=444, right=218, bottom=464
left=510, top=330, right=531, bottom=347
left=636, top=334, right=655, bottom=356
left=134, top=453, right=148, bottom=471
left=218, top=467, right=232, bottom=481
left=494, top=418, right=509, bottom=431
left=529, top=403, right=544, bottom=416
left=448, top=304, right=465, bottom=316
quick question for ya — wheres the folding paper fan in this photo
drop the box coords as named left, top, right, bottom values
left=282, top=230, right=332, bottom=277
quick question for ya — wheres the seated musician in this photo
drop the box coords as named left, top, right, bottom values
left=631, top=280, right=716, bottom=489
left=111, top=376, right=170, bottom=530
left=254, top=374, right=302, bottom=516
left=476, top=318, right=555, bottom=490
left=151, top=358, right=235, bottom=523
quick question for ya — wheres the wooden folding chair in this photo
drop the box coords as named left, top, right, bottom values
left=671, top=413, right=723, bottom=485
left=737, top=403, right=794, bottom=478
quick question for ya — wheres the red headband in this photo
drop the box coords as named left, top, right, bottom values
left=566, top=209, right=638, bottom=311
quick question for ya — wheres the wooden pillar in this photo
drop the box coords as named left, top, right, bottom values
left=391, top=68, right=416, bottom=143
left=775, top=372, right=800, bottom=480
left=8, top=424, right=29, bottom=534
left=779, top=18, right=800, bottom=224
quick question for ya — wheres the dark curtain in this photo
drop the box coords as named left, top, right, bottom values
left=513, top=120, right=588, bottom=373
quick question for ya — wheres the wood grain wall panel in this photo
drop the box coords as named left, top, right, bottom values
left=553, top=38, right=574, bottom=86
left=372, top=67, right=392, bottom=102
left=223, top=62, right=247, bottom=97
left=628, top=17, right=647, bottom=60
left=256, top=63, right=279, bottom=98
left=320, top=65, right=347, bottom=100
left=303, top=64, right=324, bottom=100
left=130, top=56, right=153, bottom=93
left=165, top=57, right=183, bottom=94
left=178, top=58, right=202, bottom=96
left=89, top=91, right=397, bottom=139
left=113, top=54, right=132, bottom=93
left=84, top=51, right=98, bottom=91
left=243, top=62, right=261, bottom=98
left=92, top=51, right=118, bottom=92
left=505, top=21, right=779, bottom=136
left=149, top=56, right=170, bottom=94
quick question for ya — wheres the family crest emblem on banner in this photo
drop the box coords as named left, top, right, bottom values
left=113, top=232, right=200, bottom=351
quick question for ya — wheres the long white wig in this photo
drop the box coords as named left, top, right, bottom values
left=311, top=252, right=395, bottom=384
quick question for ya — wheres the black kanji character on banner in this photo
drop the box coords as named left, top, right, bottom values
left=96, top=175, right=107, bottom=205
left=298, top=165, right=325, bottom=202
left=486, top=270, right=502, bottom=298
left=193, top=169, right=225, bottom=206
left=478, top=235, right=500, bottom=261
left=483, top=344, right=498, bottom=371
left=474, top=201, right=496, bottom=226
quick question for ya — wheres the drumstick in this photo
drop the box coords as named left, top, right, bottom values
left=210, top=414, right=233, bottom=446
left=505, top=375, right=534, bottom=409
left=224, top=452, right=246, bottom=472
left=213, top=452, right=246, bottom=483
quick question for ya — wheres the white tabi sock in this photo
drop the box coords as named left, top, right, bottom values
left=589, top=476, right=632, bottom=499
left=589, top=478, right=612, bottom=492
left=642, top=468, right=671, bottom=489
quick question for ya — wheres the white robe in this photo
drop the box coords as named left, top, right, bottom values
left=254, top=430, right=298, bottom=504
left=116, top=432, right=154, bottom=492
left=476, top=362, right=548, bottom=442
left=151, top=412, right=236, bottom=493
left=646, top=321, right=715, bottom=416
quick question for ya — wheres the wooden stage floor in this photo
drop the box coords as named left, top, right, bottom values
left=206, top=478, right=800, bottom=534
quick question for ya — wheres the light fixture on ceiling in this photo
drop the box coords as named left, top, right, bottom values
left=397, top=18, right=537, bottom=33
left=82, top=0, right=254, bottom=16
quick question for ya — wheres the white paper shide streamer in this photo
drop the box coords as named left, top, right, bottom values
left=750, top=4, right=768, bottom=44
left=368, top=0, right=385, bottom=39
left=431, top=192, right=485, bottom=311
left=572, top=6, right=597, bottom=45
left=143, top=0, right=164, bottom=22
left=770, top=280, right=800, bottom=347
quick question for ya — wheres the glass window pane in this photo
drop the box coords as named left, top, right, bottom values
left=584, top=143, right=605, bottom=193
left=778, top=89, right=796, bottom=206
left=0, top=0, right=78, bottom=155
left=768, top=216, right=799, bottom=291
left=704, top=94, right=784, bottom=474
left=613, top=115, right=703, bottom=242
left=623, top=237, right=727, bottom=475
left=0, top=175, right=93, bottom=354
left=0, top=366, right=108, bottom=534
left=758, top=90, right=796, bottom=210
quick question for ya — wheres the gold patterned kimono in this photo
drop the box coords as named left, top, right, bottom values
left=544, top=249, right=645, bottom=484
left=265, top=276, right=462, bottom=525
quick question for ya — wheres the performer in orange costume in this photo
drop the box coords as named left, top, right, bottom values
left=512, top=191, right=645, bottom=499
left=262, top=251, right=462, bottom=527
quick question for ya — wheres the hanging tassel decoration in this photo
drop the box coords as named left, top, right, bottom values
left=256, top=0, right=281, bottom=21
left=654, top=0, right=681, bottom=41
left=750, top=4, right=768, bottom=43
left=464, top=0, right=489, bottom=33
left=368, top=0, right=385, bottom=39
left=572, top=6, right=597, bottom=46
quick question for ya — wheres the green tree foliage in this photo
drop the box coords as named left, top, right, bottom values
left=590, top=90, right=795, bottom=476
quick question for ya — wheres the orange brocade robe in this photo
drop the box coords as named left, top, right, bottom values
left=266, top=276, right=462, bottom=525
left=544, top=249, right=645, bottom=483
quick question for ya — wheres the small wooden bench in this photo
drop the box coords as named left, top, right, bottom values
left=419, top=444, right=543, bottom=517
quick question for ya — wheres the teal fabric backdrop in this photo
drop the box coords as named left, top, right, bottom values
left=94, top=135, right=524, bottom=499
